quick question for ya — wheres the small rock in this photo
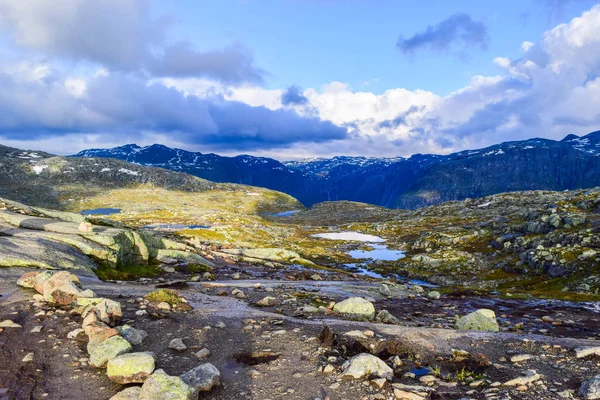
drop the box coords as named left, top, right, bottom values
left=255, top=296, right=278, bottom=307
left=169, top=338, right=187, bottom=351
left=22, top=352, right=34, bottom=362
left=427, top=291, right=441, bottom=300
left=195, top=348, right=211, bottom=360
left=503, top=369, right=542, bottom=386
left=510, top=354, right=533, bottom=363
left=89, top=336, right=132, bottom=368
left=0, top=320, right=22, bottom=328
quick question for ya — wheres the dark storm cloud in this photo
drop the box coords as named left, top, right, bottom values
left=281, top=85, right=309, bottom=106
left=0, top=71, right=347, bottom=150
left=396, top=13, right=489, bottom=56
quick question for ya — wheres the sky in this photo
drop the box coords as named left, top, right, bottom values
left=1, top=0, right=600, bottom=159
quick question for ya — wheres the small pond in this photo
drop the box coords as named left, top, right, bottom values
left=269, top=210, right=301, bottom=217
left=142, top=223, right=210, bottom=231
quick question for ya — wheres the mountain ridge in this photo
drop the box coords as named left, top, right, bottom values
left=73, top=130, right=600, bottom=208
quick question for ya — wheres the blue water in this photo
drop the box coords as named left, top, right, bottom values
left=347, top=244, right=406, bottom=261
left=269, top=210, right=301, bottom=217
left=142, top=223, right=210, bottom=230
left=81, top=208, right=121, bottom=215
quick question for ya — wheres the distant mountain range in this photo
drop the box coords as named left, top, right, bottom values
left=74, top=130, right=600, bottom=208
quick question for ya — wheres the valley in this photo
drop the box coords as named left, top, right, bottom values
left=1, top=143, right=600, bottom=399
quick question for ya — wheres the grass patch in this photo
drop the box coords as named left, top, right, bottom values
left=144, top=289, right=185, bottom=306
left=95, top=263, right=160, bottom=281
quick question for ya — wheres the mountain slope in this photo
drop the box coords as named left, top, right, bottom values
left=73, top=130, right=600, bottom=208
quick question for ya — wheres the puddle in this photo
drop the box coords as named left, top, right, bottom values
left=344, top=263, right=385, bottom=279
left=80, top=208, right=121, bottom=215
left=348, top=244, right=406, bottom=261
left=311, top=231, right=385, bottom=242
left=142, top=223, right=210, bottom=231
left=269, top=210, right=301, bottom=217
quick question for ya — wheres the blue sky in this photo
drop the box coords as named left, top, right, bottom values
left=153, top=0, right=594, bottom=94
left=0, top=0, right=600, bottom=159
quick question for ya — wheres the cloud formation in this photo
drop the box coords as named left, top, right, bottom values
left=0, top=0, right=264, bottom=84
left=396, top=13, right=488, bottom=57
left=281, top=85, right=309, bottom=106
left=0, top=65, right=346, bottom=150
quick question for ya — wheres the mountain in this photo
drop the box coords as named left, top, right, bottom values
left=74, top=130, right=600, bottom=208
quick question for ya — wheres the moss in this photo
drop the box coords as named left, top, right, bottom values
left=95, top=264, right=160, bottom=281
left=144, top=289, right=185, bottom=306
left=176, top=229, right=227, bottom=242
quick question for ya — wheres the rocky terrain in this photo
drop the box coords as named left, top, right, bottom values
left=1, top=144, right=600, bottom=399
left=75, top=130, right=600, bottom=208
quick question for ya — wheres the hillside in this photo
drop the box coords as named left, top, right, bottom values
left=74, top=130, right=600, bottom=208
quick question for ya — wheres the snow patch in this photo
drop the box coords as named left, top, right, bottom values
left=118, top=168, right=139, bottom=176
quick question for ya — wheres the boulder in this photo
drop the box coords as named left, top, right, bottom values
left=109, top=387, right=142, bottom=400
left=85, top=322, right=119, bottom=348
left=31, top=270, right=55, bottom=294
left=42, top=271, right=81, bottom=304
left=116, top=324, right=148, bottom=346
left=83, top=298, right=122, bottom=327
left=89, top=335, right=132, bottom=368
left=169, top=338, right=187, bottom=351
left=376, top=310, right=400, bottom=324
left=333, top=297, right=375, bottom=319
left=139, top=369, right=194, bottom=400
left=455, top=309, right=499, bottom=332
left=107, top=352, right=156, bottom=384
left=580, top=375, right=600, bottom=400
left=341, top=353, right=393, bottom=380
left=16, top=271, right=40, bottom=288
left=180, top=363, right=221, bottom=393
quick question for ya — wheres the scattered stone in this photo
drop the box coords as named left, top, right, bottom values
left=0, top=320, right=21, bottom=328
left=231, top=289, right=247, bottom=299
left=341, top=353, right=393, bottom=380
left=427, top=291, right=441, bottom=300
left=67, top=328, right=84, bottom=339
left=22, top=352, right=34, bottom=362
left=109, top=387, right=142, bottom=400
left=85, top=322, right=119, bottom=347
left=510, top=354, right=533, bottom=363
left=455, top=309, right=499, bottom=332
left=139, top=369, right=194, bottom=400
left=376, top=310, right=400, bottom=324
left=116, top=325, right=148, bottom=346
left=107, top=352, right=156, bottom=384
left=333, top=297, right=375, bottom=319
left=195, top=348, right=211, bottom=360
left=503, top=369, right=542, bottom=386
left=156, top=302, right=171, bottom=311
left=16, top=271, right=40, bottom=288
left=89, top=336, right=133, bottom=368
left=169, top=338, right=187, bottom=351
left=180, top=363, right=221, bottom=393
left=255, top=296, right=278, bottom=307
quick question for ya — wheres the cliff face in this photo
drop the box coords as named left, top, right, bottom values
left=73, top=130, right=600, bottom=209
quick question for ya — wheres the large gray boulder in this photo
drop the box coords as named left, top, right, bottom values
left=455, top=309, right=499, bottom=332
left=341, top=353, right=393, bottom=380
left=180, top=363, right=221, bottom=393
left=333, top=297, right=375, bottom=319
